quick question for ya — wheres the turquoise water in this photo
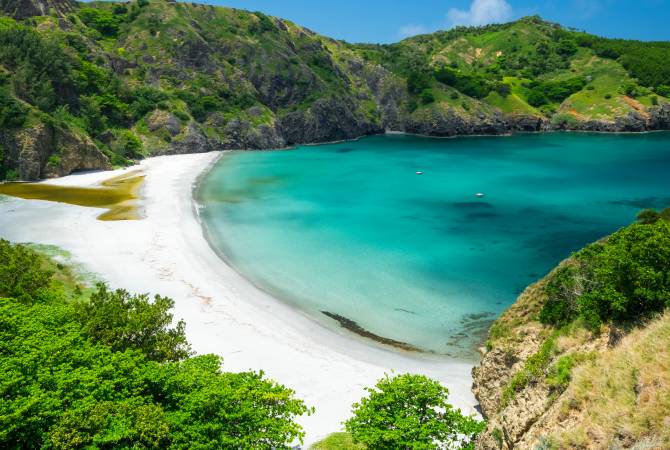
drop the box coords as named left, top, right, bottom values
left=197, top=132, right=670, bottom=358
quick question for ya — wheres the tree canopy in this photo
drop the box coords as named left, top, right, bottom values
left=540, top=216, right=670, bottom=330
left=344, top=373, right=485, bottom=449
left=0, top=239, right=310, bottom=449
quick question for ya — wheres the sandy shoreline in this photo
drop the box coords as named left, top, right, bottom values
left=0, top=152, right=477, bottom=445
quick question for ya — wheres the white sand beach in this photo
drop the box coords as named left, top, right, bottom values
left=0, top=152, right=477, bottom=445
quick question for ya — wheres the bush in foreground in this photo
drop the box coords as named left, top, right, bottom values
left=0, top=239, right=310, bottom=449
left=345, top=373, right=485, bottom=449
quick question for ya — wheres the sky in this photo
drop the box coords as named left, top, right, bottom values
left=202, top=0, right=670, bottom=43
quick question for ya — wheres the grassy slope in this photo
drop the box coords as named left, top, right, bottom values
left=360, top=16, right=669, bottom=119
left=310, top=432, right=365, bottom=450
left=554, top=312, right=670, bottom=448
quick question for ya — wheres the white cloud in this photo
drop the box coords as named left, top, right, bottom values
left=447, top=0, right=513, bottom=27
left=399, top=24, right=428, bottom=38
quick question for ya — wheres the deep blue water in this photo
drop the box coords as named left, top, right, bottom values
left=197, top=132, right=670, bottom=358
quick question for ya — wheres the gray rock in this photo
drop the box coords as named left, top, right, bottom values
left=146, top=110, right=182, bottom=137
left=0, top=0, right=74, bottom=19
left=279, top=97, right=382, bottom=145
left=0, top=123, right=110, bottom=180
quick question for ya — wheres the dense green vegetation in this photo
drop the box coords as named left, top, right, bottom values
left=539, top=215, right=670, bottom=330
left=344, top=373, right=484, bottom=449
left=0, top=239, right=310, bottom=449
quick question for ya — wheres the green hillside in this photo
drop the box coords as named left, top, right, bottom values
left=1, top=1, right=669, bottom=180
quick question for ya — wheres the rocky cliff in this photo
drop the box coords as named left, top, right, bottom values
left=472, top=249, right=670, bottom=449
left=0, top=123, right=110, bottom=180
left=0, top=0, right=74, bottom=19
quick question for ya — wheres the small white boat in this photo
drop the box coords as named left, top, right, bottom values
left=475, top=193, right=485, bottom=198
left=416, top=171, right=423, bottom=175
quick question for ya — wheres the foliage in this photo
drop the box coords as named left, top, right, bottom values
left=0, top=23, right=73, bottom=111
left=79, top=8, right=124, bottom=37
left=75, top=283, right=191, bottom=362
left=344, top=373, right=485, bottom=449
left=127, top=87, right=169, bottom=121
left=0, top=239, right=53, bottom=302
left=637, top=208, right=660, bottom=224
left=435, top=67, right=494, bottom=99
left=407, top=70, right=432, bottom=95
left=523, top=78, right=586, bottom=107
left=0, top=240, right=310, bottom=449
left=545, top=352, right=594, bottom=391
left=0, top=88, right=25, bottom=127
left=576, top=34, right=670, bottom=89
left=540, top=219, right=670, bottom=330
left=502, top=332, right=558, bottom=405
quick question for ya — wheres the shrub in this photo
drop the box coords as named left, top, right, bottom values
left=540, top=220, right=670, bottom=330
left=0, top=88, right=26, bottom=127
left=420, top=89, right=435, bottom=104
left=527, top=89, right=549, bottom=107
left=345, top=373, right=485, bottom=449
left=637, top=208, right=660, bottom=224
left=79, top=8, right=123, bottom=37
left=434, top=66, right=492, bottom=99
left=75, top=283, right=192, bottom=362
left=502, top=333, right=558, bottom=404
left=407, top=70, right=432, bottom=95
left=0, top=240, right=54, bottom=302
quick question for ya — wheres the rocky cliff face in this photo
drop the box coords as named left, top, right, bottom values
left=471, top=258, right=669, bottom=449
left=0, top=0, right=74, bottom=19
left=0, top=124, right=110, bottom=180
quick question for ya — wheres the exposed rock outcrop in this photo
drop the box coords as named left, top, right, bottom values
left=405, top=107, right=508, bottom=137
left=279, top=97, right=382, bottom=144
left=0, top=124, right=110, bottom=180
left=0, top=0, right=74, bottom=19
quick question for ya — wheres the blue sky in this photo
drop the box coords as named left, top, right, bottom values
left=202, top=0, right=670, bottom=43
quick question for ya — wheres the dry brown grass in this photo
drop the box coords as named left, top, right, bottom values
left=552, top=313, right=670, bottom=449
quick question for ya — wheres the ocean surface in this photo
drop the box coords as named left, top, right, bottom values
left=197, top=132, right=670, bottom=359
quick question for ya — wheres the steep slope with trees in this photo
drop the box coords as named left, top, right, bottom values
left=1, top=1, right=669, bottom=180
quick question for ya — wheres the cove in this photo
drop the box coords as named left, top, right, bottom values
left=196, top=132, right=670, bottom=359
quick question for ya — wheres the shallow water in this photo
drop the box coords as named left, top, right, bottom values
left=197, top=132, right=670, bottom=358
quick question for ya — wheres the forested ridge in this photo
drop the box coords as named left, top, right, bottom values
left=1, top=1, right=669, bottom=181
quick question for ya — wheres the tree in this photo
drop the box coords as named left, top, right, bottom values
left=345, top=373, right=485, bottom=449
left=420, top=89, right=435, bottom=105
left=75, top=283, right=192, bottom=362
left=0, top=89, right=26, bottom=128
left=0, top=239, right=53, bottom=302
left=637, top=208, right=660, bottom=224
left=540, top=219, right=670, bottom=330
